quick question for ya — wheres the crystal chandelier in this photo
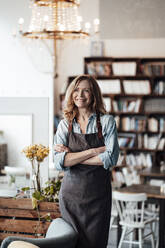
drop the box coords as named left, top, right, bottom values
left=17, top=0, right=99, bottom=73
left=22, top=0, right=90, bottom=40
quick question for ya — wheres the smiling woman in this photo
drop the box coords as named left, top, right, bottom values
left=54, top=74, right=119, bottom=248
left=72, top=80, right=92, bottom=109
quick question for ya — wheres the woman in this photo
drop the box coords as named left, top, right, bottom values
left=54, top=75, right=119, bottom=248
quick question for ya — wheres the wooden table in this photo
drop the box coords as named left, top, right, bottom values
left=0, top=197, right=61, bottom=243
left=140, top=167, right=165, bottom=183
left=117, top=184, right=165, bottom=248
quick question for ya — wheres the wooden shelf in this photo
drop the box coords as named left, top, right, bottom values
left=61, top=57, right=165, bottom=170
left=92, top=75, right=165, bottom=80
left=118, top=130, right=165, bottom=134
left=89, top=75, right=153, bottom=80
left=111, top=111, right=165, bottom=115
left=106, top=94, right=165, bottom=98
left=120, top=147, right=157, bottom=152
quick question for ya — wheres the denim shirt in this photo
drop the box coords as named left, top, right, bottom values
left=54, top=113, right=119, bottom=171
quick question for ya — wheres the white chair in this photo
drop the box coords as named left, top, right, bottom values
left=110, top=199, right=118, bottom=229
left=113, top=191, right=156, bottom=248
left=146, top=179, right=162, bottom=248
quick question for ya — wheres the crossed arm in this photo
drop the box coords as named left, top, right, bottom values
left=54, top=144, right=105, bottom=167
left=54, top=117, right=119, bottom=170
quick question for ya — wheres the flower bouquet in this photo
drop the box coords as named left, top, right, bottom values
left=22, top=144, right=49, bottom=192
left=22, top=144, right=61, bottom=209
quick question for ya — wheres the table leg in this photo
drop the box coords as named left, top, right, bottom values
left=159, top=199, right=165, bottom=248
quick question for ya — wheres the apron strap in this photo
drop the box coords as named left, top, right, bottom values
left=68, top=122, right=72, bottom=133
left=68, top=115, right=103, bottom=139
left=96, top=113, right=103, bottom=139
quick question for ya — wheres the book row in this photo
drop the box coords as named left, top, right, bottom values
left=112, top=99, right=142, bottom=113
left=141, top=64, right=165, bottom=76
left=118, top=133, right=165, bottom=151
left=119, top=117, right=165, bottom=132
left=153, top=81, right=165, bottom=95
left=117, top=152, right=153, bottom=168
left=97, top=79, right=151, bottom=95
left=86, top=61, right=165, bottom=77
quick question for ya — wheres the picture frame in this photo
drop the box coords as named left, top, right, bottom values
left=0, top=114, right=32, bottom=167
left=90, top=41, right=104, bottom=57
left=86, top=61, right=112, bottom=77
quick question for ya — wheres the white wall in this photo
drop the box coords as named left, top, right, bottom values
left=104, top=39, right=165, bottom=57
left=100, top=0, right=165, bottom=39
left=0, top=0, right=53, bottom=97
left=0, top=0, right=54, bottom=182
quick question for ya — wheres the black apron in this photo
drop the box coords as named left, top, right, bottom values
left=59, top=114, right=112, bottom=248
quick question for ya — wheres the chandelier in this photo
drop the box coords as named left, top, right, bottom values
left=21, top=0, right=92, bottom=40
left=17, top=0, right=99, bottom=73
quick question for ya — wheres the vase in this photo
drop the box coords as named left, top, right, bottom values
left=31, top=161, right=41, bottom=193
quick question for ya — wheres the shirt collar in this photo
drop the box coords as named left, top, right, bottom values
left=89, top=112, right=97, bottom=120
left=73, top=112, right=97, bottom=123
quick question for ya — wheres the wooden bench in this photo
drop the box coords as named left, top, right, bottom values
left=0, top=197, right=60, bottom=242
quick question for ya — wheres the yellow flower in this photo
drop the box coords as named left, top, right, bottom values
left=22, top=144, right=49, bottom=162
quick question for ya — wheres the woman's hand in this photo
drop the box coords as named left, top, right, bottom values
left=54, top=144, right=70, bottom=153
left=92, top=146, right=106, bottom=156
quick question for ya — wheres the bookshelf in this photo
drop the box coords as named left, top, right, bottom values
left=60, top=57, right=165, bottom=174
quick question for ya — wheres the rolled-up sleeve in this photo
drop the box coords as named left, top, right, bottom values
left=54, top=120, right=69, bottom=171
left=98, top=115, right=119, bottom=170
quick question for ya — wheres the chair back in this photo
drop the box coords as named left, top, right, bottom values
left=46, top=218, right=77, bottom=239
left=113, top=191, right=147, bottom=226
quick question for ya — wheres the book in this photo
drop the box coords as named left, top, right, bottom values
left=144, top=99, right=165, bottom=112
left=118, top=133, right=136, bottom=148
left=117, top=153, right=125, bottom=166
left=97, top=79, right=121, bottom=94
left=148, top=135, right=159, bottom=150
left=137, top=134, right=143, bottom=148
left=112, top=100, right=118, bottom=112
left=134, top=99, right=142, bottom=113
left=127, top=101, right=136, bottom=112
left=123, top=80, right=151, bottom=95
left=158, top=81, right=164, bottom=95
left=142, top=63, right=165, bottom=76
left=143, top=134, right=148, bottom=149
left=121, top=117, right=131, bottom=131
left=114, top=116, right=120, bottom=129
left=143, top=134, right=161, bottom=149
left=103, top=97, right=111, bottom=112
left=148, top=118, right=158, bottom=132
left=127, top=154, right=136, bottom=166
left=146, top=153, right=152, bottom=168
left=112, top=62, right=136, bottom=76
left=159, top=118, right=165, bottom=132
left=157, top=138, right=165, bottom=150
left=139, top=153, right=147, bottom=167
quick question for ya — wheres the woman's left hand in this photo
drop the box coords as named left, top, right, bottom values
left=54, top=144, right=70, bottom=153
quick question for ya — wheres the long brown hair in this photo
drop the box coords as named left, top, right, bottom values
left=63, top=75, right=106, bottom=122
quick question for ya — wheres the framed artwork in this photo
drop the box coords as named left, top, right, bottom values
left=0, top=114, right=32, bottom=167
left=86, top=62, right=112, bottom=77
left=90, top=41, right=104, bottom=57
